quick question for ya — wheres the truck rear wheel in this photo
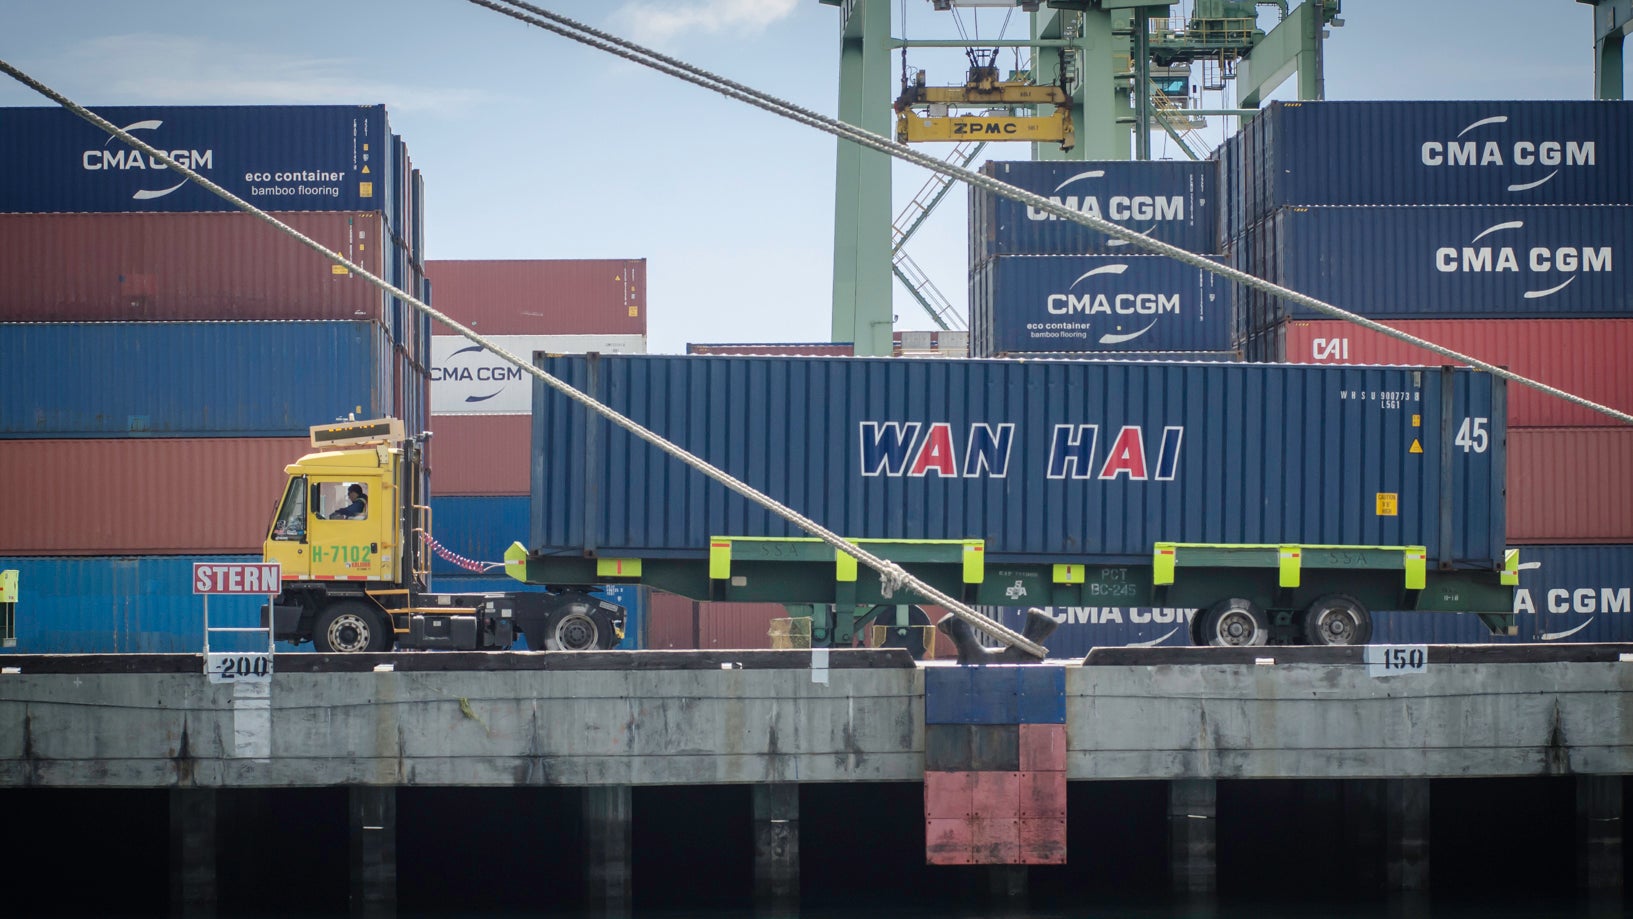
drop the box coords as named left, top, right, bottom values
left=1302, top=594, right=1373, bottom=646
left=1198, top=598, right=1269, bottom=647
left=315, top=601, right=390, bottom=653
left=543, top=593, right=616, bottom=651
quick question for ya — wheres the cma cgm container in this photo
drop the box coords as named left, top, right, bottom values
left=972, top=160, right=1217, bottom=262
left=0, top=212, right=399, bottom=322
left=431, top=333, right=647, bottom=415
left=424, top=259, right=646, bottom=335
left=532, top=355, right=1506, bottom=568
left=0, top=322, right=395, bottom=437
left=1232, top=206, right=1633, bottom=329
left=688, top=342, right=855, bottom=356
left=992, top=543, right=1633, bottom=656
left=1508, top=427, right=1633, bottom=544
left=1253, top=318, right=1633, bottom=427
left=0, top=438, right=300, bottom=555
left=970, top=255, right=1232, bottom=357
left=1216, top=100, right=1633, bottom=235
left=0, top=104, right=394, bottom=216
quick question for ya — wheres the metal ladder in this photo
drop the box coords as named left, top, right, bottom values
left=890, top=140, right=986, bottom=331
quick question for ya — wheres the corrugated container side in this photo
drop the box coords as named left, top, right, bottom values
left=982, top=352, right=1242, bottom=363
left=533, top=356, right=1507, bottom=567
left=0, top=212, right=393, bottom=322
left=1266, top=318, right=1633, bottom=427
left=1235, top=206, right=1633, bottom=326
left=973, top=160, right=1218, bottom=260
left=1508, top=428, right=1633, bottom=543
left=0, top=322, right=394, bottom=437
left=0, top=438, right=303, bottom=554
left=0, top=105, right=390, bottom=214
left=1237, top=101, right=1633, bottom=218
left=969, top=255, right=1233, bottom=356
left=687, top=342, right=855, bottom=356
left=0, top=555, right=269, bottom=654
left=644, top=593, right=790, bottom=650
left=428, top=414, right=531, bottom=495
left=432, top=334, right=647, bottom=415
left=999, top=544, right=1633, bottom=654
left=423, top=259, right=647, bottom=335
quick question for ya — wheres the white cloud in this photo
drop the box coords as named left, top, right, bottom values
left=616, top=0, right=799, bottom=46
left=55, top=34, right=490, bottom=114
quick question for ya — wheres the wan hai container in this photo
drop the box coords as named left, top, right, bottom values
left=971, top=160, right=1218, bottom=261
left=1216, top=100, right=1633, bottom=235
left=532, top=355, right=1507, bottom=569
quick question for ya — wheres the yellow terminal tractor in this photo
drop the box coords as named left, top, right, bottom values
left=262, top=418, right=625, bottom=652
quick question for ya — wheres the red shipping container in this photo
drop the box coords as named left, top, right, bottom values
left=0, top=438, right=304, bottom=554
left=924, top=818, right=975, bottom=865
left=923, top=771, right=977, bottom=820
left=427, top=414, right=530, bottom=496
left=646, top=594, right=793, bottom=650
left=1018, top=817, right=1068, bottom=865
left=425, top=259, right=646, bottom=335
left=1508, top=428, right=1633, bottom=543
left=1275, top=319, right=1633, bottom=427
left=0, top=212, right=391, bottom=322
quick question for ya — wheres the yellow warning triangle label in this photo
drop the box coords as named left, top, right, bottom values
left=362, top=165, right=371, bottom=174
left=1409, top=439, right=1423, bottom=454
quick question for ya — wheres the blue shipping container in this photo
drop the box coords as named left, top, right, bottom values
left=0, top=555, right=285, bottom=654
left=1231, top=206, right=1633, bottom=330
left=531, top=355, right=1507, bottom=568
left=994, top=544, right=1633, bottom=657
left=973, top=160, right=1218, bottom=262
left=427, top=496, right=530, bottom=577
left=0, top=322, right=394, bottom=437
left=0, top=105, right=393, bottom=217
left=970, top=255, right=1232, bottom=356
left=1219, top=101, right=1633, bottom=235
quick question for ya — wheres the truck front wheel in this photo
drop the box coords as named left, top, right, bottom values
left=315, top=601, right=390, bottom=653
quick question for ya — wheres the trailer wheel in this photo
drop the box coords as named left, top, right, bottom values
left=314, top=601, right=389, bottom=653
left=543, top=593, right=614, bottom=651
left=1198, top=598, right=1269, bottom=647
left=1302, top=594, right=1373, bottom=646
left=866, top=604, right=932, bottom=659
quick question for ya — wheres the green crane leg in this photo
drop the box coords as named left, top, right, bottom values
left=1580, top=0, right=1633, bottom=99
left=1236, top=1, right=1327, bottom=107
left=830, top=0, right=894, bottom=356
left=1033, top=7, right=1128, bottom=161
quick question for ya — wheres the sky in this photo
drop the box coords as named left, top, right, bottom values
left=0, top=0, right=1608, bottom=353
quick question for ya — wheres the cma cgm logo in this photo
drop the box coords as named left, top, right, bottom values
left=1047, top=263, right=1180, bottom=345
left=431, top=344, right=526, bottom=403
left=80, top=120, right=214, bottom=201
left=1024, top=169, right=1184, bottom=248
left=1434, top=220, right=1611, bottom=299
left=858, top=422, right=1182, bottom=481
left=1420, top=115, right=1595, bottom=192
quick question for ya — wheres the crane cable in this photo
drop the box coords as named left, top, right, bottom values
left=0, top=56, right=1050, bottom=660
left=467, top=0, right=1633, bottom=430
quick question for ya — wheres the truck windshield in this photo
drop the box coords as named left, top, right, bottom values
left=271, top=477, right=307, bottom=541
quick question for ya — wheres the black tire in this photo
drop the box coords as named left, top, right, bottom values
left=1198, top=597, right=1269, bottom=647
left=1187, top=608, right=1206, bottom=646
left=543, top=593, right=616, bottom=651
left=314, top=601, right=390, bottom=653
left=1302, top=594, right=1373, bottom=646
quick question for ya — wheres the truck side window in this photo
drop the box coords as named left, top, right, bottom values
left=316, top=481, right=368, bottom=521
left=271, top=477, right=307, bottom=541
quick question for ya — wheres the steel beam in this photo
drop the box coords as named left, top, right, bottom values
left=830, top=0, right=894, bottom=356
left=1236, top=0, right=1325, bottom=107
left=1579, top=0, right=1633, bottom=99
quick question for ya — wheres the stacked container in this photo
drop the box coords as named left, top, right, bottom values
left=422, top=258, right=649, bottom=647
left=968, top=160, right=1234, bottom=359
left=0, top=104, right=430, bottom=652
left=1221, top=100, right=1633, bottom=642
